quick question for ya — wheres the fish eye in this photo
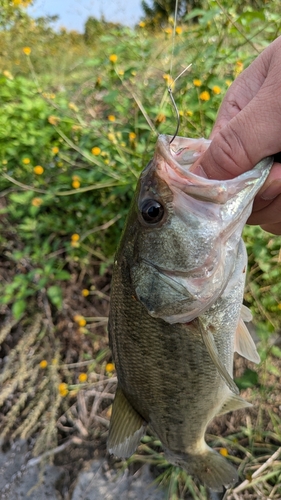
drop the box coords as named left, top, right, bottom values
left=140, top=199, right=164, bottom=224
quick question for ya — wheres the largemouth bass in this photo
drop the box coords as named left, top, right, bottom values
left=107, top=135, right=273, bottom=491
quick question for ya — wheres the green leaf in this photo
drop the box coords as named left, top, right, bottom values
left=235, top=369, right=259, bottom=390
left=47, top=285, right=63, bottom=309
left=54, top=270, right=71, bottom=280
left=12, top=299, right=27, bottom=320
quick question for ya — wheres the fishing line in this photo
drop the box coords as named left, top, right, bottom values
left=169, top=0, right=179, bottom=79
left=168, top=63, right=192, bottom=144
left=168, top=87, right=180, bottom=144
left=168, top=0, right=180, bottom=144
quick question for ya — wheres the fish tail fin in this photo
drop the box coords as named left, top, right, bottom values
left=166, top=445, right=238, bottom=492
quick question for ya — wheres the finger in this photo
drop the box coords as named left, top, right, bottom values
left=256, top=162, right=281, bottom=201
left=248, top=193, right=281, bottom=227
left=260, top=222, right=281, bottom=234
left=209, top=55, right=268, bottom=139
left=193, top=38, right=281, bottom=180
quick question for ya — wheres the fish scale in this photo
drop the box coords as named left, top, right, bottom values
left=107, top=134, right=273, bottom=491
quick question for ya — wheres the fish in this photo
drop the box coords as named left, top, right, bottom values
left=107, top=134, right=273, bottom=491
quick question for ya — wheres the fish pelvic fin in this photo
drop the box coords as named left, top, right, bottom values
left=217, top=392, right=252, bottom=416
left=166, top=445, right=238, bottom=492
left=107, top=385, right=147, bottom=458
left=235, top=317, right=260, bottom=364
left=199, top=319, right=239, bottom=395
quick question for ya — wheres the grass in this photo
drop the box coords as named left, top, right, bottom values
left=1, top=2, right=281, bottom=498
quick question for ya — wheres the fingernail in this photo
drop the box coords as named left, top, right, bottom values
left=260, top=181, right=281, bottom=200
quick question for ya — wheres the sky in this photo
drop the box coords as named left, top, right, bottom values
left=27, top=0, right=145, bottom=32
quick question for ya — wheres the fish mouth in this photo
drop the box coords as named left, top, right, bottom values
left=155, top=134, right=272, bottom=205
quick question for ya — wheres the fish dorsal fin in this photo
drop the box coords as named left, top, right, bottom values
left=107, top=386, right=147, bottom=458
left=199, top=319, right=239, bottom=395
left=217, top=393, right=252, bottom=416
left=234, top=317, right=260, bottom=364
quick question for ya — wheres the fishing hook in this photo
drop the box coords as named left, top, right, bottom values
left=168, top=86, right=180, bottom=145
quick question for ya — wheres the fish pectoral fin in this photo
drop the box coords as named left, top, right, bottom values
left=199, top=319, right=239, bottom=395
left=217, top=393, right=252, bottom=416
left=240, top=304, right=253, bottom=322
left=107, top=386, right=147, bottom=458
left=235, top=318, right=260, bottom=364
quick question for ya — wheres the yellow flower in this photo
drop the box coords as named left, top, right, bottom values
left=175, top=26, right=183, bottom=35
left=163, top=73, right=174, bottom=88
left=23, top=46, right=31, bottom=56
left=212, top=85, right=221, bottom=95
left=78, top=372, right=88, bottom=383
left=225, top=79, right=232, bottom=87
left=109, top=54, right=118, bottom=63
left=82, top=289, right=89, bottom=297
left=73, top=314, right=86, bottom=327
left=73, top=314, right=82, bottom=322
left=52, top=146, right=59, bottom=154
left=34, top=165, right=44, bottom=175
left=68, top=102, right=78, bottom=112
left=3, top=70, right=13, bottom=80
left=129, top=132, right=136, bottom=141
left=39, top=360, right=48, bottom=368
left=199, top=90, right=210, bottom=101
left=22, top=157, right=30, bottom=164
left=165, top=27, right=173, bottom=35
left=118, top=69, right=124, bottom=76
left=48, top=115, right=60, bottom=125
left=193, top=79, right=202, bottom=87
left=31, top=197, right=43, bottom=207
left=71, top=234, right=80, bottom=242
left=156, top=113, right=166, bottom=123
left=219, top=448, right=228, bottom=457
left=72, top=180, right=80, bottom=189
left=186, top=110, right=193, bottom=117
left=107, top=132, right=116, bottom=142
left=108, top=115, right=116, bottom=122
left=58, top=383, right=69, bottom=397
left=91, top=147, right=101, bottom=156
left=234, top=61, right=243, bottom=77
left=2, top=160, right=7, bottom=165
left=139, top=21, right=145, bottom=28
left=13, top=0, right=32, bottom=5
left=106, top=362, right=115, bottom=373
left=78, top=327, right=87, bottom=334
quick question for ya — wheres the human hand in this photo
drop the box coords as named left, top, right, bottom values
left=191, top=36, right=281, bottom=234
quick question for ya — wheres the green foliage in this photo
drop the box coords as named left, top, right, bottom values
left=243, top=225, right=281, bottom=331
left=84, top=16, right=122, bottom=45
left=1, top=2, right=281, bottom=491
left=141, top=0, right=203, bottom=28
left=0, top=0, right=33, bottom=29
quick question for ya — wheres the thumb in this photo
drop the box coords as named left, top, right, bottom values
left=194, top=81, right=281, bottom=181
